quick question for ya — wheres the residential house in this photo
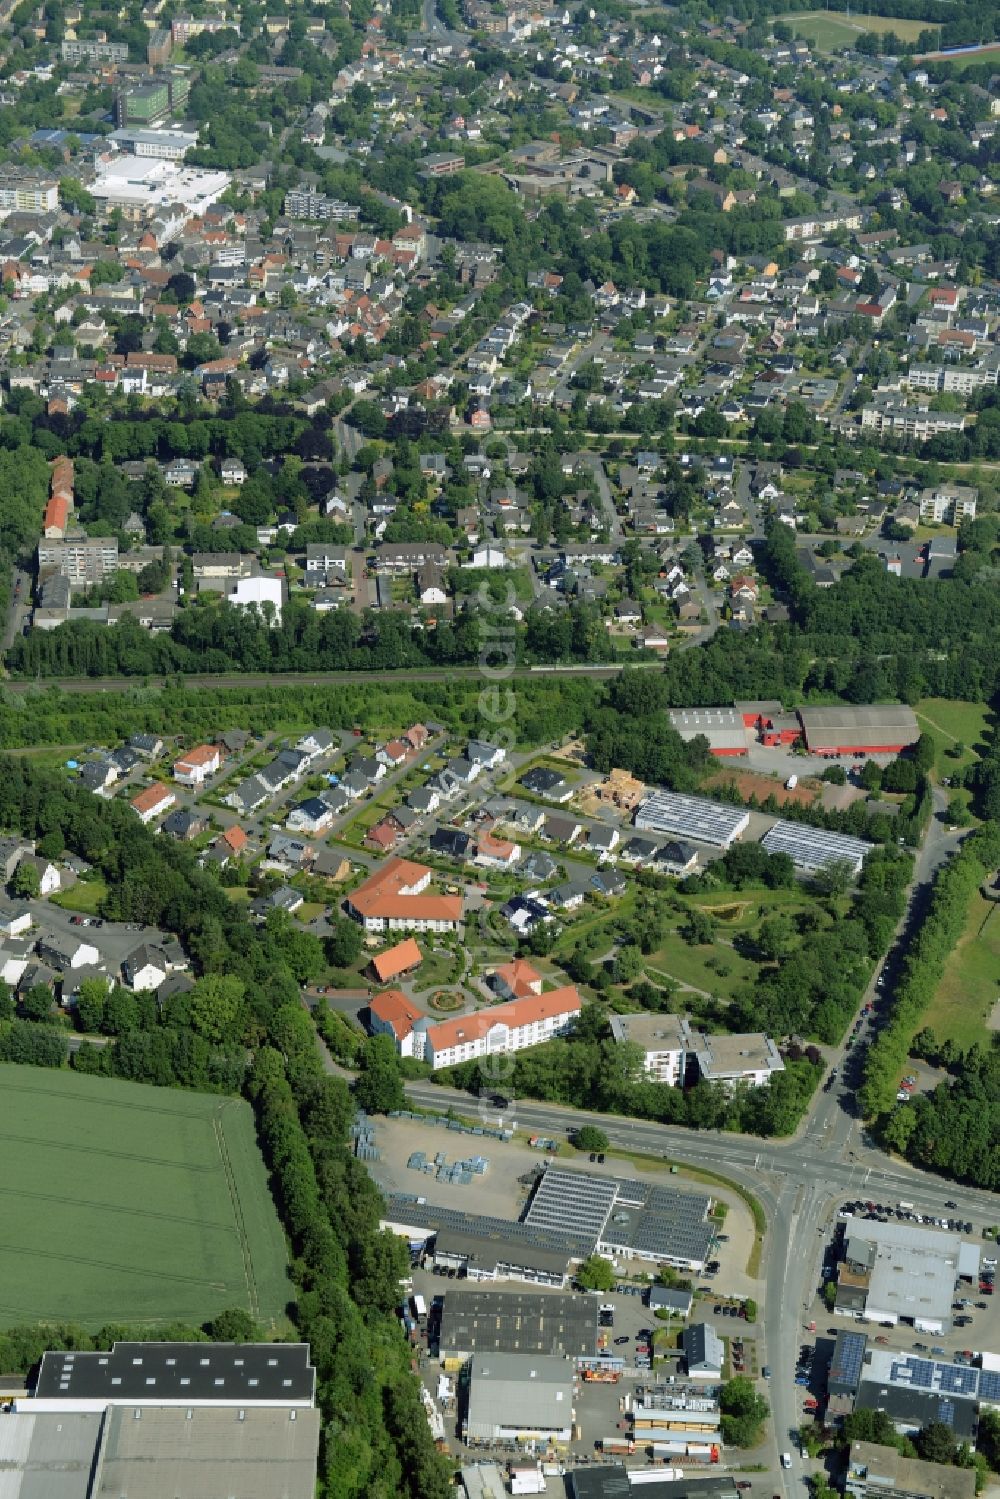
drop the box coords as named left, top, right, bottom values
left=173, top=744, right=222, bottom=785
left=130, top=782, right=176, bottom=824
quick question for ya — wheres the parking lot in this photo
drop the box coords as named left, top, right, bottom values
left=787, top=1196, right=1000, bottom=1431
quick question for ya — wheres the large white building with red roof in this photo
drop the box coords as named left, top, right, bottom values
left=346, top=856, right=463, bottom=933
left=367, top=975, right=581, bottom=1070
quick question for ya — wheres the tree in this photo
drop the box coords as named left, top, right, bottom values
left=354, top=1035, right=405, bottom=1114
left=719, top=1376, right=769, bottom=1446
left=682, top=909, right=715, bottom=946
left=576, top=1254, right=615, bottom=1292
left=574, top=1125, right=610, bottom=1153
left=327, top=917, right=363, bottom=968
left=188, top=975, right=245, bottom=1046
left=205, top=1307, right=257, bottom=1342
left=915, top=1423, right=958, bottom=1466
left=76, top=977, right=108, bottom=1034
left=20, top=983, right=53, bottom=1022
left=11, top=861, right=40, bottom=898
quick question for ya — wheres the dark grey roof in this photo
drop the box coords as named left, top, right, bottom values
left=439, top=1288, right=598, bottom=1359
left=34, top=1343, right=316, bottom=1404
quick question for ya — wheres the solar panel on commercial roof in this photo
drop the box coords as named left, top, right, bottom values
left=911, top=1359, right=934, bottom=1389
left=939, top=1365, right=978, bottom=1397
left=832, top=1333, right=866, bottom=1386
left=937, top=1398, right=956, bottom=1429
left=979, top=1370, right=1000, bottom=1403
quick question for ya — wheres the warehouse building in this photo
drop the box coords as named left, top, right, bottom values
left=635, top=792, right=750, bottom=848
left=524, top=1168, right=716, bottom=1271
left=438, top=1289, right=599, bottom=1369
left=761, top=820, right=873, bottom=877
left=847, top=1442, right=976, bottom=1499
left=381, top=1196, right=592, bottom=1286
left=797, top=705, right=920, bottom=757
left=0, top=1404, right=320, bottom=1499
left=464, top=1353, right=574, bottom=1447
left=668, top=708, right=748, bottom=757
left=832, top=1219, right=980, bottom=1334
left=28, top=1342, right=316, bottom=1411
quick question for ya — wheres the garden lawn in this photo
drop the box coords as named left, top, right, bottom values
left=0, top=1064, right=290, bottom=1330
left=51, top=879, right=108, bottom=915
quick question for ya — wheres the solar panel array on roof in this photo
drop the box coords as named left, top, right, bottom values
left=634, top=792, right=750, bottom=848
left=523, top=1169, right=618, bottom=1242
left=830, top=1331, right=867, bottom=1392
left=939, top=1365, right=978, bottom=1397
left=760, top=820, right=872, bottom=875
left=938, top=1398, right=956, bottom=1429
left=980, top=1370, right=1000, bottom=1404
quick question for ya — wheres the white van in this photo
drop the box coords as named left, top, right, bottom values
left=781, top=1453, right=792, bottom=1470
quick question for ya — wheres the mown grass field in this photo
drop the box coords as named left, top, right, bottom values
left=919, top=892, right=1000, bottom=1051
left=780, top=10, right=929, bottom=50
left=914, top=696, right=993, bottom=817
left=0, top=1065, right=290, bottom=1330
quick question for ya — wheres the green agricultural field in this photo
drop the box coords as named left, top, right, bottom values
left=918, top=892, right=1000, bottom=1051
left=0, top=1065, right=290, bottom=1331
left=780, top=9, right=929, bottom=50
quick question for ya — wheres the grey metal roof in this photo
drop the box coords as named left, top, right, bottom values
left=466, top=1352, right=573, bottom=1435
left=92, top=1405, right=321, bottom=1499
left=0, top=1411, right=101, bottom=1499
left=439, top=1288, right=598, bottom=1360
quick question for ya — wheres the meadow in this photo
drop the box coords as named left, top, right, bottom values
left=0, top=1064, right=290, bottom=1330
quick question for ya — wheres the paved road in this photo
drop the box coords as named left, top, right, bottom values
left=2, top=568, right=31, bottom=650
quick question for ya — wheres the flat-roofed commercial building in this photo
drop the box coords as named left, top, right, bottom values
left=846, top=1442, right=976, bottom=1499
left=761, top=820, right=873, bottom=877
left=668, top=707, right=748, bottom=756
left=796, top=705, right=919, bottom=756
left=834, top=1218, right=980, bottom=1334
left=91, top=1405, right=320, bottom=1499
left=464, top=1353, right=574, bottom=1446
left=635, top=791, right=750, bottom=848
left=28, top=1342, right=316, bottom=1412
left=438, top=1289, right=599, bottom=1369
left=854, top=1352, right=979, bottom=1440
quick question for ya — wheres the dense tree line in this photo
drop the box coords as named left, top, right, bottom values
left=862, top=821, right=1000, bottom=1125
left=7, top=594, right=623, bottom=679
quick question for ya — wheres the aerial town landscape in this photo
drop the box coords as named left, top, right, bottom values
left=1, top=0, right=1000, bottom=1494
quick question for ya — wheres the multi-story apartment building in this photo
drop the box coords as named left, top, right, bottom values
left=0, top=173, right=58, bottom=214
left=284, top=188, right=359, bottom=221
left=860, top=401, right=966, bottom=440
left=37, top=537, right=119, bottom=586
left=917, top=484, right=978, bottom=524
left=61, top=36, right=129, bottom=63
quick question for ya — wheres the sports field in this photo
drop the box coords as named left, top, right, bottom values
left=780, top=10, right=929, bottom=51
left=0, top=1065, right=291, bottom=1330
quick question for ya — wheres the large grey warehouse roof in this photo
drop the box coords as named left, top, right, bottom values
left=524, top=1169, right=714, bottom=1267
left=570, top=1471, right=740, bottom=1499
left=439, top=1289, right=598, bottom=1359
left=635, top=791, right=750, bottom=847
left=92, top=1405, right=321, bottom=1499
left=0, top=1411, right=101, bottom=1499
left=761, top=820, right=872, bottom=874
left=382, top=1194, right=594, bottom=1261
left=34, top=1343, right=316, bottom=1405
left=466, top=1352, right=573, bottom=1434
left=668, top=709, right=748, bottom=752
left=797, top=704, right=919, bottom=750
